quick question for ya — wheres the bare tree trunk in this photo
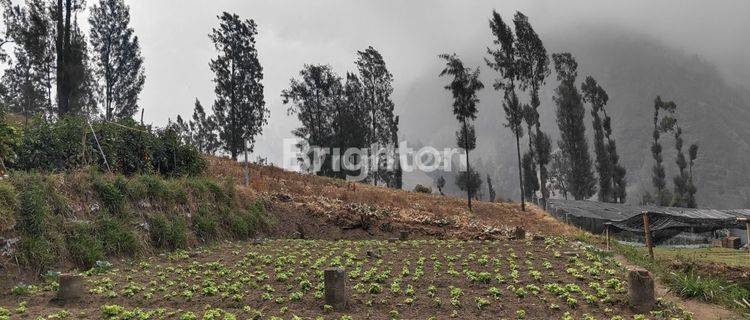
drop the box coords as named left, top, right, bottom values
left=516, top=133, right=526, bottom=211
left=243, top=138, right=250, bottom=186
left=462, top=121, right=472, bottom=211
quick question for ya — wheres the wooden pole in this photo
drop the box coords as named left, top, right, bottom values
left=737, top=218, right=749, bottom=256
left=643, top=211, right=653, bottom=259
left=605, top=224, right=611, bottom=251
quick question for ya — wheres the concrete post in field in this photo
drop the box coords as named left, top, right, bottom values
left=512, top=226, right=526, bottom=240
left=399, top=231, right=409, bottom=241
left=51, top=273, right=83, bottom=305
left=628, top=268, right=656, bottom=313
left=324, top=267, right=347, bottom=310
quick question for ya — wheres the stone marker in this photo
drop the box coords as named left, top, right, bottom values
left=51, top=274, right=83, bottom=305
left=399, top=231, right=409, bottom=241
left=324, top=267, right=347, bottom=310
left=628, top=268, right=656, bottom=313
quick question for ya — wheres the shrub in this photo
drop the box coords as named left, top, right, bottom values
left=166, top=181, right=189, bottom=205
left=17, top=176, right=48, bottom=236
left=17, top=235, right=54, bottom=273
left=139, top=175, right=168, bottom=201
left=10, top=116, right=204, bottom=176
left=206, top=180, right=227, bottom=204
left=0, top=182, right=17, bottom=230
left=193, top=207, right=218, bottom=242
left=413, top=184, right=432, bottom=194
left=227, top=211, right=253, bottom=239
left=65, top=222, right=104, bottom=269
left=94, top=177, right=125, bottom=215
left=96, top=214, right=139, bottom=256
left=226, top=200, right=267, bottom=239
left=151, top=127, right=205, bottom=177
left=149, top=215, right=187, bottom=250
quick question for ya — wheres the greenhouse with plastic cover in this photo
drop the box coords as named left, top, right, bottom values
left=547, top=199, right=750, bottom=247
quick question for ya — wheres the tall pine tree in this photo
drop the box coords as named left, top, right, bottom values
left=2, top=0, right=54, bottom=121
left=514, top=11, right=550, bottom=204
left=581, top=76, right=612, bottom=202
left=439, top=53, right=483, bottom=210
left=686, top=144, right=698, bottom=208
left=650, top=96, right=676, bottom=206
left=189, top=98, right=220, bottom=155
left=552, top=53, right=596, bottom=200
left=486, top=10, right=526, bottom=211
left=672, top=125, right=689, bottom=207
left=209, top=12, right=268, bottom=185
left=89, top=0, right=145, bottom=120
left=282, top=64, right=341, bottom=176
left=355, top=46, right=398, bottom=187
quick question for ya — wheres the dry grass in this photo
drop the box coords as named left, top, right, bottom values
left=206, top=156, right=578, bottom=237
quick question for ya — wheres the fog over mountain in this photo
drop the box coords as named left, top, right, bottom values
left=117, top=1, right=749, bottom=209
left=402, top=24, right=750, bottom=209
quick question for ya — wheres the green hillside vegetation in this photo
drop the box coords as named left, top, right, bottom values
left=0, top=171, right=268, bottom=273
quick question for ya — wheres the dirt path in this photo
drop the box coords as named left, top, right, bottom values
left=613, top=256, right=741, bottom=320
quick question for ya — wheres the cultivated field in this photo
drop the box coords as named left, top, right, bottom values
left=0, top=239, right=693, bottom=319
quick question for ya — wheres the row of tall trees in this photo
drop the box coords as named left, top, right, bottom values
left=281, top=47, right=401, bottom=188
left=646, top=97, right=698, bottom=207
left=440, top=10, right=629, bottom=211
left=0, top=0, right=144, bottom=121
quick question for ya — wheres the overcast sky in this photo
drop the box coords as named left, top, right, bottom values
left=121, top=0, right=750, bottom=164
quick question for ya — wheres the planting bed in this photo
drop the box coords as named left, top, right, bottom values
left=0, top=238, right=692, bottom=319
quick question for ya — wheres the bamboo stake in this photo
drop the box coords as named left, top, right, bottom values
left=643, top=211, right=653, bottom=259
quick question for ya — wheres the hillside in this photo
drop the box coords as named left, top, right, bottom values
left=205, top=157, right=576, bottom=239
left=0, top=156, right=576, bottom=277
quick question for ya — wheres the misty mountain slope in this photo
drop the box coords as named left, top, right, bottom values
left=398, top=25, right=750, bottom=209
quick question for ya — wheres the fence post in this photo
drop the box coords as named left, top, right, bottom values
left=605, top=223, right=611, bottom=251
left=643, top=211, right=653, bottom=259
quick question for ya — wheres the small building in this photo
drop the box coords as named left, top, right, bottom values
left=547, top=199, right=749, bottom=246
